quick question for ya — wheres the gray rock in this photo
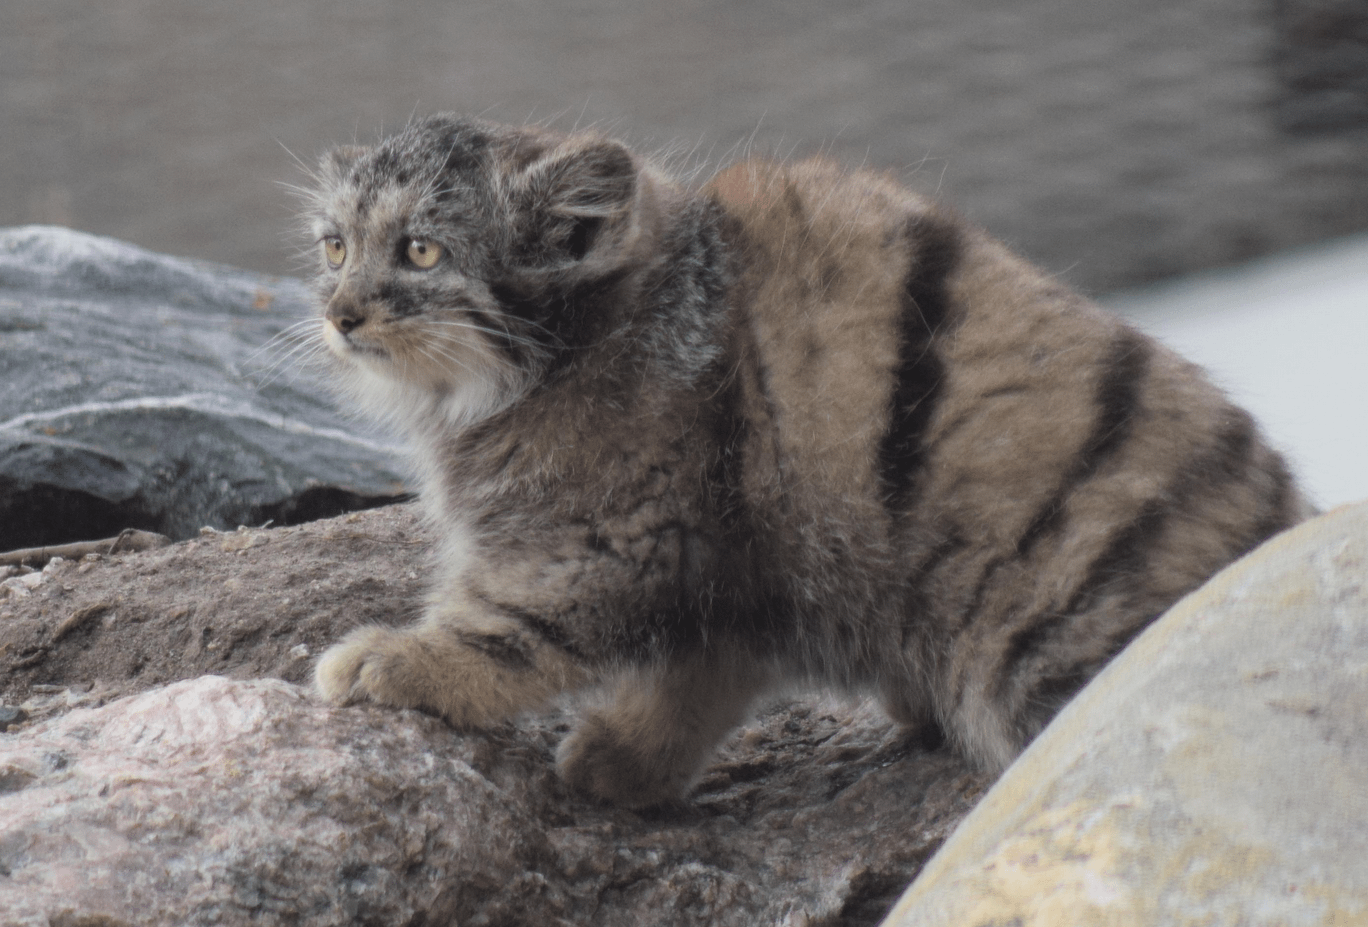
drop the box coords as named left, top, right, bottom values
left=882, top=501, right=1368, bottom=926
left=0, top=226, right=407, bottom=549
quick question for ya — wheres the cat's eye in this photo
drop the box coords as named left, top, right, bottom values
left=406, top=239, right=443, bottom=270
left=322, top=236, right=346, bottom=268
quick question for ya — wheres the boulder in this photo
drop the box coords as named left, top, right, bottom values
left=882, top=501, right=1368, bottom=926
left=0, top=226, right=408, bottom=550
left=0, top=504, right=987, bottom=926
left=0, top=676, right=549, bottom=925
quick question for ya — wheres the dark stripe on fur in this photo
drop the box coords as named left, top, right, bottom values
left=455, top=630, right=535, bottom=670
left=955, top=555, right=1008, bottom=633
left=997, top=499, right=1169, bottom=697
left=1014, top=327, right=1152, bottom=557
left=472, top=593, right=586, bottom=660
left=706, top=370, right=751, bottom=533
left=1185, top=415, right=1285, bottom=578
left=718, top=212, right=785, bottom=489
left=997, top=409, right=1262, bottom=704
left=700, top=375, right=803, bottom=650
left=1053, top=326, right=1152, bottom=481
left=878, top=213, right=963, bottom=511
left=917, top=531, right=969, bottom=581
left=948, top=329, right=1154, bottom=710
left=640, top=200, right=733, bottom=347
left=1021, top=668, right=1092, bottom=730
left=1134, top=408, right=1257, bottom=529
left=1021, top=602, right=1166, bottom=732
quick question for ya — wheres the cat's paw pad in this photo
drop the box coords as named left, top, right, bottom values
left=556, top=714, right=687, bottom=809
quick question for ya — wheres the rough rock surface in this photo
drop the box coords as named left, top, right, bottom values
left=0, top=505, right=428, bottom=704
left=0, top=226, right=407, bottom=551
left=883, top=501, right=1368, bottom=926
left=0, top=504, right=987, bottom=926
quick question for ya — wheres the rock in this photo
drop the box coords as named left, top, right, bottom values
left=0, top=706, right=26, bottom=731
left=882, top=501, right=1368, bottom=927
left=0, top=570, right=44, bottom=598
left=0, top=504, right=987, bottom=926
left=0, top=226, right=408, bottom=550
left=0, top=676, right=551, bottom=925
left=0, top=677, right=983, bottom=927
left=0, top=505, right=430, bottom=705
left=0, top=528, right=173, bottom=570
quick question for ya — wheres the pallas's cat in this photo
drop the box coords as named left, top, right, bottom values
left=307, top=115, right=1308, bottom=807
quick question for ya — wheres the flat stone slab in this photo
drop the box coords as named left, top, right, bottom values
left=883, top=501, right=1368, bottom=926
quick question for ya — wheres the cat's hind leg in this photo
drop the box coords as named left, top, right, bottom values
left=557, top=646, right=771, bottom=808
left=878, top=674, right=948, bottom=750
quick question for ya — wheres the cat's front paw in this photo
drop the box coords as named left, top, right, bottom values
left=314, top=622, right=555, bottom=730
left=314, top=624, right=427, bottom=712
left=556, top=713, right=692, bottom=809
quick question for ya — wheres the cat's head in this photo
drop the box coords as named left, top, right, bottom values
left=307, top=115, right=651, bottom=427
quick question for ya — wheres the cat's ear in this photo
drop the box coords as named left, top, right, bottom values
left=510, top=137, right=638, bottom=265
left=519, top=137, right=637, bottom=219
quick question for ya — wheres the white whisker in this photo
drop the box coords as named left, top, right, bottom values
left=245, top=318, right=332, bottom=389
left=419, top=318, right=547, bottom=352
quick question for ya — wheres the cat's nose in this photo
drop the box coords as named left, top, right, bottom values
left=326, top=302, right=366, bottom=334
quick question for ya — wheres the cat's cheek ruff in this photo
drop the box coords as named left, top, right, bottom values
left=317, top=304, right=524, bottom=429
left=327, top=339, right=523, bottom=436
left=437, top=372, right=523, bottom=432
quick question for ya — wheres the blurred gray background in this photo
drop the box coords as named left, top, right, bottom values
left=3, top=0, right=1367, bottom=296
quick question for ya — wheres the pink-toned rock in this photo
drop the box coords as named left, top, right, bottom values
left=0, top=673, right=983, bottom=926
left=0, top=676, right=553, bottom=925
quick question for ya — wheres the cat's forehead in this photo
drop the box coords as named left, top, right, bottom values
left=341, top=128, right=471, bottom=198
left=349, top=117, right=561, bottom=188
left=324, top=177, right=424, bottom=232
left=318, top=123, right=483, bottom=227
left=375, top=118, right=492, bottom=179
left=314, top=117, right=574, bottom=239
